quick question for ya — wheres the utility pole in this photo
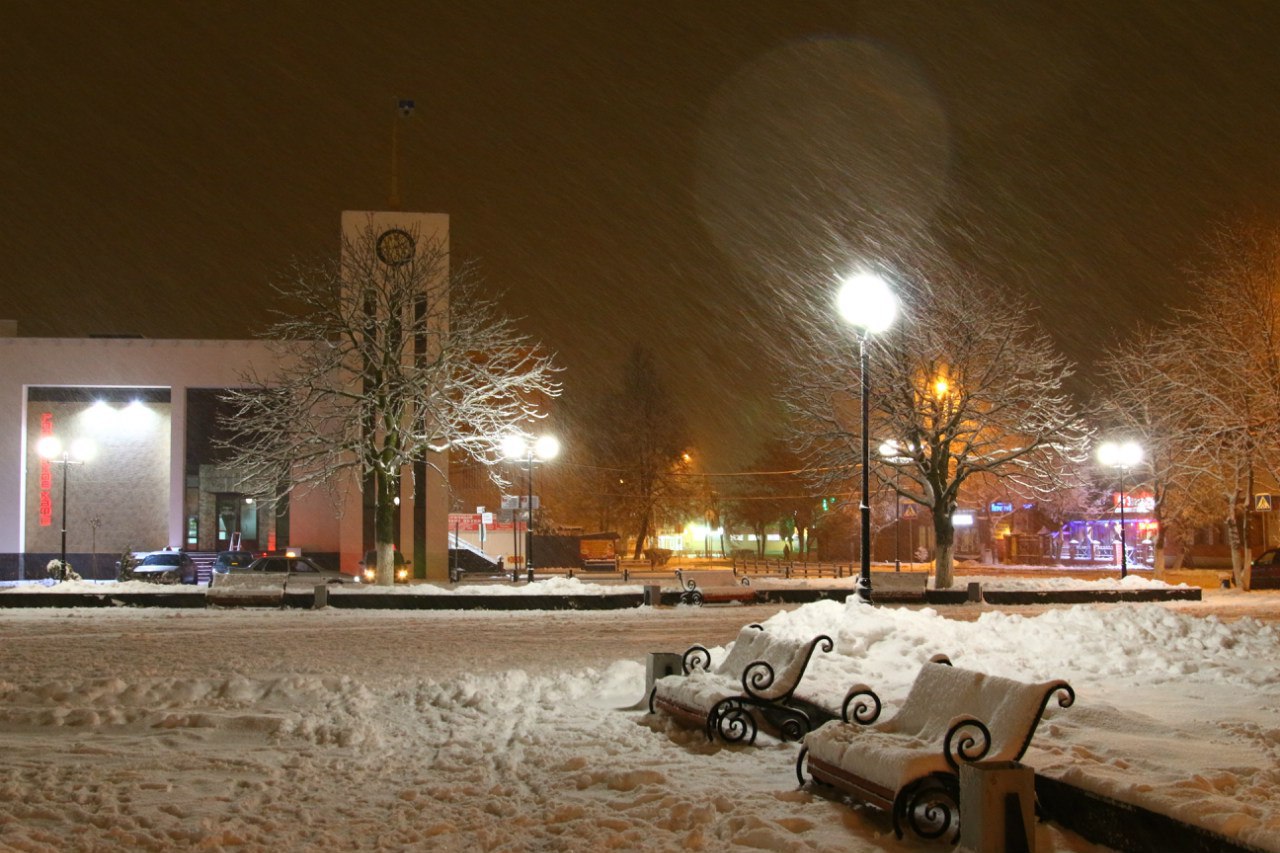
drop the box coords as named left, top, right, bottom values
left=389, top=98, right=414, bottom=210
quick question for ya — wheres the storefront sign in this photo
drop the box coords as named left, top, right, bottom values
left=38, top=412, right=53, bottom=526
left=449, top=512, right=519, bottom=532
left=1113, top=492, right=1155, bottom=513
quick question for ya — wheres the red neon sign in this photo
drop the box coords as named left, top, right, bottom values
left=38, top=412, right=53, bottom=526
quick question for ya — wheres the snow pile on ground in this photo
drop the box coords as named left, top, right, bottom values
left=0, top=596, right=1277, bottom=850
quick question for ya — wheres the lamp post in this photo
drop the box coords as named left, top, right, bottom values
left=879, top=440, right=911, bottom=573
left=1097, top=440, right=1143, bottom=579
left=837, top=271, right=898, bottom=603
left=503, top=433, right=560, bottom=582
left=36, top=435, right=95, bottom=577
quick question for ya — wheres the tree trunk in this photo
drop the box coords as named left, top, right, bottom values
left=374, top=468, right=398, bottom=586
left=1224, top=513, right=1245, bottom=589
left=632, top=512, right=650, bottom=560
left=933, top=508, right=956, bottom=588
left=1152, top=522, right=1167, bottom=581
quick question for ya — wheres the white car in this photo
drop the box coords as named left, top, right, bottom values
left=132, top=551, right=198, bottom=585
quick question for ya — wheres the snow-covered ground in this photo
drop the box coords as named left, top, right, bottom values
left=1, top=582, right=1277, bottom=851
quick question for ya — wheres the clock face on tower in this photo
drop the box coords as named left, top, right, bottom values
left=375, top=228, right=415, bottom=266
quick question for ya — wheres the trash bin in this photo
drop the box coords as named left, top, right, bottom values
left=643, top=584, right=662, bottom=606
left=313, top=583, right=329, bottom=609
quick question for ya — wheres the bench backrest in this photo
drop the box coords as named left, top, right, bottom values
left=677, top=568, right=743, bottom=589
left=715, top=626, right=772, bottom=677
left=888, top=662, right=1070, bottom=762
left=715, top=626, right=830, bottom=701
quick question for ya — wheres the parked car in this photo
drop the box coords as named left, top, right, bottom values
left=210, top=554, right=353, bottom=588
left=133, top=550, right=198, bottom=585
left=358, top=549, right=410, bottom=583
left=1252, top=549, right=1280, bottom=589
left=210, top=550, right=257, bottom=575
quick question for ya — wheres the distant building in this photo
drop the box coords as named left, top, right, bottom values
left=0, top=211, right=452, bottom=581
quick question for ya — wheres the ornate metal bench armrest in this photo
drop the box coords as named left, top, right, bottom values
left=942, top=714, right=993, bottom=771
left=841, top=684, right=883, bottom=724
left=681, top=644, right=712, bottom=675
left=741, top=658, right=778, bottom=699
left=740, top=634, right=832, bottom=701
left=1011, top=679, right=1076, bottom=761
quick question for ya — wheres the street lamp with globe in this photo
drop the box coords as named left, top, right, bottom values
left=836, top=271, right=899, bottom=603
left=502, top=433, right=561, bottom=581
left=36, top=435, right=95, bottom=579
left=1097, top=439, right=1143, bottom=579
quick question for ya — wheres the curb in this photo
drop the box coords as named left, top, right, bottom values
left=0, top=585, right=1202, bottom=609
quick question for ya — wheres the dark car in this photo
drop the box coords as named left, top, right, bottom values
left=133, top=551, right=198, bottom=585
left=210, top=554, right=353, bottom=588
left=358, top=549, right=410, bottom=583
left=210, top=550, right=257, bottom=575
left=1252, top=549, right=1280, bottom=589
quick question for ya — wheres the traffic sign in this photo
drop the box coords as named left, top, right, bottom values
left=901, top=504, right=918, bottom=520
left=1255, top=493, right=1273, bottom=512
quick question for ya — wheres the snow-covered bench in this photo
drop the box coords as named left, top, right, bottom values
left=796, top=656, right=1074, bottom=840
left=869, top=571, right=928, bottom=602
left=675, top=568, right=754, bottom=605
left=649, top=624, right=833, bottom=744
left=206, top=573, right=286, bottom=607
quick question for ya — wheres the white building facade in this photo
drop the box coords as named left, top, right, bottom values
left=1, top=211, right=451, bottom=582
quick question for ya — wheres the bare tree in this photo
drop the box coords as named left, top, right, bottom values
left=218, top=222, right=560, bottom=584
left=1128, top=223, right=1280, bottom=587
left=576, top=345, right=692, bottom=558
left=1095, top=325, right=1220, bottom=577
left=782, top=264, right=1091, bottom=588
left=725, top=439, right=822, bottom=560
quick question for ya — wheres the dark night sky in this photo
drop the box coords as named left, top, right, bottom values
left=5, top=2, right=1280, bottom=468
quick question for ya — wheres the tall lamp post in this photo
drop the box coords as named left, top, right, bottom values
left=879, top=440, right=911, bottom=573
left=837, top=271, right=899, bottom=603
left=36, top=435, right=95, bottom=577
left=503, top=433, right=560, bottom=582
left=1097, top=440, right=1143, bottom=579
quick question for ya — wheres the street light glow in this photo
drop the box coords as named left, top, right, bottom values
left=501, top=434, right=528, bottom=460
left=836, top=271, right=898, bottom=334
left=1097, top=440, right=1143, bottom=469
left=36, top=436, right=62, bottom=459
left=534, top=434, right=561, bottom=461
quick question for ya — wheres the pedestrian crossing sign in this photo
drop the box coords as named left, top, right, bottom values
left=901, top=504, right=918, bottom=520
left=1255, top=493, right=1273, bottom=512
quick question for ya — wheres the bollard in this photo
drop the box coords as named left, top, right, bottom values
left=643, top=584, right=662, bottom=606
left=313, top=583, right=328, bottom=610
left=646, top=652, right=683, bottom=695
left=958, top=760, right=1035, bottom=853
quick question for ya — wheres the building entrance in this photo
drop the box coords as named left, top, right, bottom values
left=215, top=493, right=259, bottom=552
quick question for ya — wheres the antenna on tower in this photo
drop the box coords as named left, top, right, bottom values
left=390, top=98, right=415, bottom=210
